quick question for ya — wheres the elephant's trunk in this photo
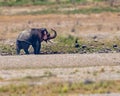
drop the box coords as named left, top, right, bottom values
left=48, top=29, right=57, bottom=40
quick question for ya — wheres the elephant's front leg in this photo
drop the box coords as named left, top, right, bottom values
left=32, top=41, right=41, bottom=54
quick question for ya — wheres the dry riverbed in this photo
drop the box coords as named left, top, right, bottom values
left=0, top=53, right=120, bottom=96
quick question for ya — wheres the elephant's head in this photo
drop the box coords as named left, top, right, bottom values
left=41, top=28, right=57, bottom=42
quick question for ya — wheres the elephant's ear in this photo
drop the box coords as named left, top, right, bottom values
left=42, top=31, right=48, bottom=41
left=43, top=31, right=47, bottom=35
left=41, top=28, right=47, bottom=35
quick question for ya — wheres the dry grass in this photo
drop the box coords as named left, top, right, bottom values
left=0, top=11, right=120, bottom=40
left=0, top=80, right=120, bottom=96
left=0, top=2, right=119, bottom=41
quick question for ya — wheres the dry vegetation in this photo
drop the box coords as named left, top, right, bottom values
left=0, top=12, right=120, bottom=54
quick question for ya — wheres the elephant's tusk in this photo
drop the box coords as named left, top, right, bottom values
left=48, top=40, right=54, bottom=43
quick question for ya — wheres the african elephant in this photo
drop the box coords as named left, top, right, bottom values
left=16, top=28, right=57, bottom=55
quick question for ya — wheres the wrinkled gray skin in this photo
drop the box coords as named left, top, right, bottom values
left=16, top=28, right=57, bottom=55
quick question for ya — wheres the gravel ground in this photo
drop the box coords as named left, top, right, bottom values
left=0, top=53, right=120, bottom=81
left=0, top=53, right=120, bottom=96
left=0, top=53, right=120, bottom=69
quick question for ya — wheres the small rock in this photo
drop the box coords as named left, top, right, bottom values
left=84, top=79, right=94, bottom=84
left=74, top=39, right=80, bottom=48
left=113, top=44, right=118, bottom=48
left=93, top=35, right=97, bottom=39
left=98, top=48, right=112, bottom=53
left=75, top=44, right=80, bottom=48
left=1, top=52, right=12, bottom=56
left=79, top=50, right=87, bottom=54
left=82, top=45, right=87, bottom=49
left=71, top=28, right=75, bottom=32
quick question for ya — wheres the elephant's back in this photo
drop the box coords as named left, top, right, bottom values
left=17, top=29, right=32, bottom=42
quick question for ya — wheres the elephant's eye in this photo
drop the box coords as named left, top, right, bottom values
left=47, top=34, right=50, bottom=37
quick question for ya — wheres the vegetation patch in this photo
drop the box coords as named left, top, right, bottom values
left=0, top=0, right=91, bottom=6
left=65, top=7, right=120, bottom=14
left=0, top=0, right=118, bottom=7
left=41, top=35, right=120, bottom=54
left=0, top=80, right=120, bottom=95
left=1, top=35, right=120, bottom=55
left=0, top=0, right=119, bottom=15
left=16, top=6, right=120, bottom=15
left=0, top=43, right=16, bottom=55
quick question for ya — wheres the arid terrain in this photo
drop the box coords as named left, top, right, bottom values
left=0, top=3, right=120, bottom=96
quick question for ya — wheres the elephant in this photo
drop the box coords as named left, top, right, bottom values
left=16, top=28, right=57, bottom=55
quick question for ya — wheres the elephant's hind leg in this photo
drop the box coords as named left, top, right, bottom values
left=21, top=41, right=30, bottom=54
left=24, top=49, right=29, bottom=54
left=16, top=48, right=20, bottom=55
left=16, top=40, right=21, bottom=55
